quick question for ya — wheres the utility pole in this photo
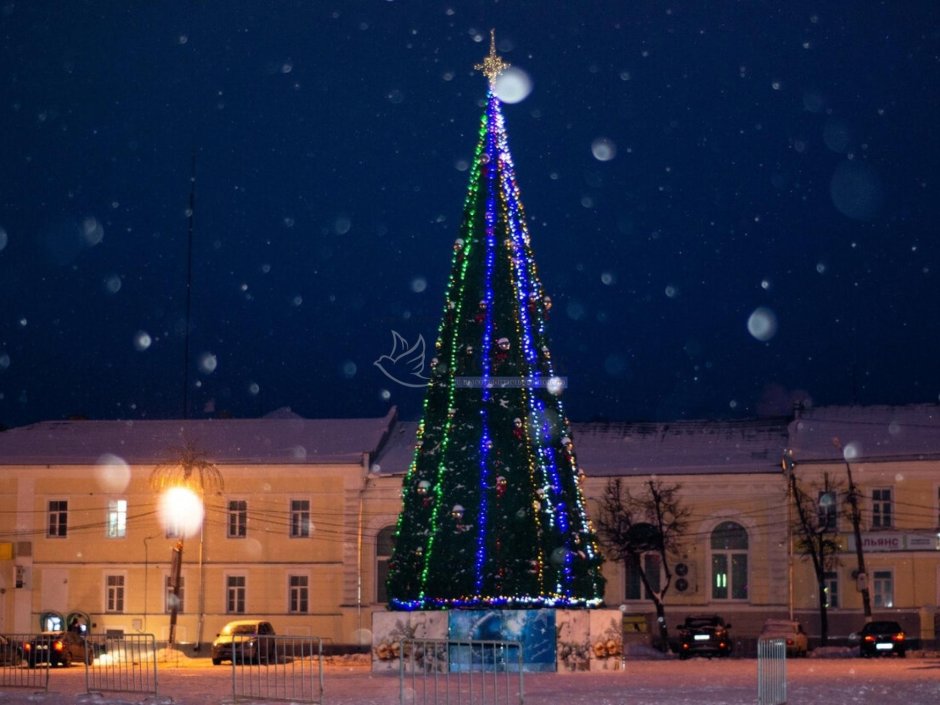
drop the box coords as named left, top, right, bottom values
left=833, top=437, right=872, bottom=621
left=168, top=539, right=184, bottom=647
left=781, top=449, right=795, bottom=621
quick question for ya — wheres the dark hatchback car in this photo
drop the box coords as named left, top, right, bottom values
left=24, top=631, right=94, bottom=667
left=858, top=621, right=906, bottom=657
left=677, top=614, right=733, bottom=659
left=211, top=620, right=277, bottom=665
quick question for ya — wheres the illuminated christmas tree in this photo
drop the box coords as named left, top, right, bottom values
left=386, top=34, right=605, bottom=610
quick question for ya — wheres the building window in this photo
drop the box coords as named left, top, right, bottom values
left=872, top=488, right=892, bottom=528
left=226, top=576, right=246, bottom=614
left=47, top=500, right=68, bottom=538
left=106, top=575, right=125, bottom=613
left=823, top=570, right=839, bottom=608
left=289, top=575, right=309, bottom=613
left=165, top=576, right=185, bottom=613
left=710, top=521, right=748, bottom=600
left=873, top=570, right=893, bottom=608
left=290, top=500, right=311, bottom=538
left=376, top=526, right=396, bottom=603
left=107, top=499, right=127, bottom=538
left=817, top=491, right=837, bottom=530
left=624, top=552, right=663, bottom=600
left=228, top=500, right=247, bottom=538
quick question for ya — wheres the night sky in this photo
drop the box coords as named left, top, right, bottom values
left=1, top=1, right=938, bottom=429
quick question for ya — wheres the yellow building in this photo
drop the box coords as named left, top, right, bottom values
left=0, top=404, right=937, bottom=650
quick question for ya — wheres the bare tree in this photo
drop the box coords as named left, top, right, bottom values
left=150, top=442, right=224, bottom=494
left=785, top=462, right=842, bottom=646
left=596, top=478, right=690, bottom=652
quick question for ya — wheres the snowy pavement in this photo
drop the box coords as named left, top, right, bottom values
left=1, top=654, right=938, bottom=705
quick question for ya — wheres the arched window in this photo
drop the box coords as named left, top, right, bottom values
left=375, top=526, right=396, bottom=604
left=710, top=521, right=748, bottom=600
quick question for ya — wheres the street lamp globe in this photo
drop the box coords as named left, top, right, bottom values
left=159, top=486, right=204, bottom=537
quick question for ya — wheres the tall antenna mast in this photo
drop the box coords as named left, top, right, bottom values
left=182, top=151, right=196, bottom=419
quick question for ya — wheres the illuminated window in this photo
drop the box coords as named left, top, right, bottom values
left=872, top=488, right=892, bottom=528
left=873, top=570, right=893, bottom=608
left=228, top=500, right=247, bottom=538
left=289, top=575, right=309, bottom=613
left=290, top=500, right=311, bottom=538
left=47, top=500, right=68, bottom=538
left=106, top=575, right=125, bottom=613
left=710, top=521, right=748, bottom=600
left=107, top=499, right=127, bottom=538
left=817, top=491, right=837, bottom=530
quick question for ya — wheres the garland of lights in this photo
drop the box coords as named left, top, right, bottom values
left=386, top=48, right=605, bottom=611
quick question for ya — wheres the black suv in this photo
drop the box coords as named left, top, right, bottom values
left=677, top=615, right=733, bottom=659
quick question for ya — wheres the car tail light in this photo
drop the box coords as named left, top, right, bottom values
left=893, top=633, right=905, bottom=642
left=786, top=638, right=794, bottom=646
left=53, top=640, right=64, bottom=652
left=863, top=635, right=875, bottom=643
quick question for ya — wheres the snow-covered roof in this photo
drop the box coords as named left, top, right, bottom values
left=371, top=417, right=792, bottom=477
left=2, top=404, right=936, bottom=472
left=572, top=417, right=790, bottom=476
left=0, top=407, right=397, bottom=466
left=787, top=404, right=940, bottom=463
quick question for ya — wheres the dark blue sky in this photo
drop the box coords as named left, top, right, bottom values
left=1, top=1, right=938, bottom=428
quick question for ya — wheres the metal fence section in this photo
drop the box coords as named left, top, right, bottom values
left=399, top=639, right=524, bottom=705
left=757, top=637, right=787, bottom=705
left=230, top=635, right=324, bottom=704
left=84, top=633, right=158, bottom=697
left=0, top=634, right=49, bottom=692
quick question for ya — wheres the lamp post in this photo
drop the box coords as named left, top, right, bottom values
left=158, top=486, right=204, bottom=649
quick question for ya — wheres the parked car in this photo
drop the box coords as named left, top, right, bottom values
left=857, top=621, right=906, bottom=658
left=676, top=615, right=733, bottom=659
left=0, top=635, right=24, bottom=665
left=23, top=631, right=93, bottom=667
left=211, top=620, right=277, bottom=665
left=759, top=619, right=809, bottom=657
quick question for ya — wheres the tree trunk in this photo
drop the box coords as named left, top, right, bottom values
left=653, top=598, right=669, bottom=653
left=817, top=580, right=829, bottom=646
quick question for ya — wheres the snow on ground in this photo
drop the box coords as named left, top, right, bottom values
left=1, top=652, right=938, bottom=705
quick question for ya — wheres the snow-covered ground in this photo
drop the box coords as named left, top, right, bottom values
left=1, top=651, right=938, bottom=705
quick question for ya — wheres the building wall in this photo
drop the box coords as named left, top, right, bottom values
left=789, top=458, right=940, bottom=642
left=1, top=433, right=938, bottom=649
left=584, top=471, right=791, bottom=639
left=0, top=461, right=377, bottom=648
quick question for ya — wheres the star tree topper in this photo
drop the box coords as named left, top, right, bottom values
left=474, top=29, right=510, bottom=87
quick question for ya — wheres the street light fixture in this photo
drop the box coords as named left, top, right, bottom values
left=158, top=486, right=204, bottom=648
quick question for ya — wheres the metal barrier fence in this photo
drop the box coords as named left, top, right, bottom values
left=399, top=639, right=524, bottom=705
left=0, top=634, right=48, bottom=692
left=757, top=637, right=787, bottom=705
left=230, top=635, right=324, bottom=704
left=84, top=633, right=158, bottom=697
